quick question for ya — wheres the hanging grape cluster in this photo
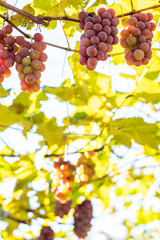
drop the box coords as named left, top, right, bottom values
left=75, top=153, right=95, bottom=184
left=37, top=226, right=54, bottom=240
left=15, top=33, right=47, bottom=93
left=0, top=25, right=18, bottom=83
left=51, top=158, right=75, bottom=204
left=54, top=200, right=72, bottom=218
left=78, top=8, right=119, bottom=70
left=74, top=200, right=93, bottom=239
left=120, top=13, right=156, bottom=66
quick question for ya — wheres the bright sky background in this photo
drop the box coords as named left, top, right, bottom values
left=0, top=0, right=160, bottom=239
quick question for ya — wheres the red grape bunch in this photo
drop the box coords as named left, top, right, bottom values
left=54, top=200, right=72, bottom=218
left=75, top=153, right=95, bottom=184
left=0, top=25, right=18, bottom=83
left=74, top=200, right=93, bottom=239
left=120, top=12, right=156, bottom=66
left=15, top=33, right=47, bottom=93
left=51, top=158, right=75, bottom=204
left=37, top=226, right=54, bottom=240
left=78, top=8, right=119, bottom=70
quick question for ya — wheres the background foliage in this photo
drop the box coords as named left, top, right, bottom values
left=0, top=0, right=160, bottom=239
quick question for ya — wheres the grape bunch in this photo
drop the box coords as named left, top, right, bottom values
left=74, top=200, right=93, bottom=239
left=15, top=33, right=47, bottom=93
left=75, top=153, right=95, bottom=184
left=120, top=13, right=156, bottom=66
left=0, top=25, right=18, bottom=83
left=54, top=200, right=72, bottom=218
left=78, top=8, right=119, bottom=70
left=51, top=158, right=75, bottom=204
left=37, top=226, right=54, bottom=240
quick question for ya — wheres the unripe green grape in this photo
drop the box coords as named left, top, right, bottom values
left=23, top=66, right=33, bottom=74
left=22, top=57, right=31, bottom=66
left=127, top=36, right=137, bottom=46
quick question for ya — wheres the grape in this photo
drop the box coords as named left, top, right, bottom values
left=124, top=48, right=131, bottom=54
left=90, top=36, right=100, bottom=45
left=30, top=50, right=40, bottom=60
left=0, top=30, right=6, bottom=39
left=79, top=46, right=87, bottom=57
left=12, top=44, right=18, bottom=54
left=0, top=74, right=4, bottom=83
left=139, top=13, right=148, bottom=22
left=0, top=44, right=4, bottom=50
left=81, top=38, right=90, bottom=47
left=125, top=52, right=134, bottom=62
left=139, top=42, right=149, bottom=53
left=120, top=38, right=130, bottom=48
left=78, top=11, right=88, bottom=21
left=137, top=35, right=146, bottom=44
left=15, top=36, right=25, bottom=45
left=112, top=36, right=119, bottom=45
left=30, top=82, right=40, bottom=92
left=38, top=52, right=48, bottom=62
left=22, top=57, right=31, bottom=66
left=32, top=42, right=42, bottom=51
left=111, top=18, right=119, bottom=27
left=0, top=50, right=8, bottom=59
left=87, top=57, right=98, bottom=68
left=79, top=56, right=87, bottom=65
left=105, top=35, right=113, bottom=44
left=92, top=15, right=101, bottom=24
left=136, top=21, right=145, bottom=30
left=120, top=29, right=130, bottom=38
left=33, top=33, right=43, bottom=42
left=15, top=54, right=22, bottom=64
left=40, top=41, right=47, bottom=52
left=84, top=16, right=92, bottom=23
left=145, top=22, right=151, bottom=30
left=33, top=70, right=41, bottom=80
left=54, top=200, right=72, bottom=218
left=37, top=226, right=54, bottom=240
left=5, top=36, right=15, bottom=45
left=146, top=39, right=152, bottom=48
left=131, top=28, right=141, bottom=37
left=18, top=72, right=25, bottom=81
left=103, top=26, right=111, bottom=35
left=39, top=62, right=45, bottom=72
left=84, top=22, right=93, bottom=31
left=147, top=13, right=153, bottom=21
left=0, top=58, right=3, bottom=66
left=21, top=81, right=29, bottom=90
left=134, top=60, right=142, bottom=66
left=4, top=25, right=12, bottom=34
left=150, top=32, right=154, bottom=39
left=4, top=68, right=11, bottom=78
left=80, top=33, right=85, bottom=40
left=97, top=31, right=107, bottom=41
left=22, top=41, right=32, bottom=49
left=145, top=49, right=152, bottom=59
left=128, top=25, right=135, bottom=34
left=8, top=52, right=15, bottom=60
left=150, top=22, right=156, bottom=31
left=142, top=29, right=151, bottom=38
left=85, top=30, right=96, bottom=38
left=132, top=14, right=139, bottom=20
left=93, top=23, right=102, bottom=32
left=106, top=44, right=113, bottom=52
left=0, top=66, right=5, bottom=74
left=98, top=8, right=107, bottom=16
left=131, top=45, right=138, bottom=51
left=128, top=17, right=138, bottom=26
left=102, top=11, right=112, bottom=20
left=96, top=51, right=104, bottom=60
left=127, top=36, right=137, bottom=46
left=86, top=46, right=97, bottom=57
left=23, top=66, right=33, bottom=74
left=25, top=74, right=36, bottom=84
left=16, top=64, right=24, bottom=73
left=31, top=59, right=41, bottom=70
left=101, top=19, right=110, bottom=27
left=7, top=46, right=14, bottom=52
left=97, top=42, right=107, bottom=52
left=19, top=47, right=29, bottom=57
left=3, top=58, right=14, bottom=68
left=134, top=49, right=145, bottom=60
left=110, top=26, right=118, bottom=35
left=102, top=52, right=108, bottom=61
left=107, top=8, right=115, bottom=17
left=79, top=22, right=84, bottom=30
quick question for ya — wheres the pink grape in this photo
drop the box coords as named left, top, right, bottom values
left=81, top=38, right=90, bottom=47
left=79, top=46, right=87, bottom=57
left=33, top=33, right=44, bottom=42
left=4, top=25, right=12, bottom=34
left=87, top=57, right=98, bottom=68
left=86, top=46, right=97, bottom=57
left=92, top=15, right=101, bottom=24
left=93, top=23, right=102, bottom=32
left=25, top=74, right=36, bottom=84
left=79, top=56, right=87, bottom=65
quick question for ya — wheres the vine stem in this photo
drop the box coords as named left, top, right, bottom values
left=0, top=0, right=159, bottom=25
